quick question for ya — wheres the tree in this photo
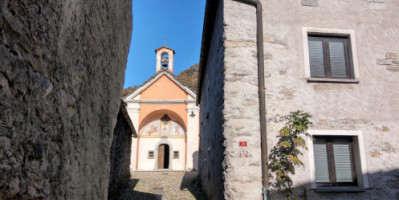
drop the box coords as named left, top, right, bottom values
left=269, top=111, right=312, bottom=199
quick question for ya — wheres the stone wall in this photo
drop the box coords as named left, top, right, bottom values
left=199, top=0, right=399, bottom=199
left=197, top=0, right=226, bottom=199
left=0, top=1, right=132, bottom=199
left=223, top=1, right=263, bottom=200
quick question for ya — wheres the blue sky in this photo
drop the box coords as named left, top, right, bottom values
left=124, top=0, right=206, bottom=88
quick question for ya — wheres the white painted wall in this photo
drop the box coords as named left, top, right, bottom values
left=127, top=101, right=140, bottom=171
left=137, top=137, right=186, bottom=170
left=186, top=102, right=200, bottom=171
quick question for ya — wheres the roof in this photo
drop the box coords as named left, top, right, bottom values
left=155, top=45, right=175, bottom=54
left=196, top=0, right=220, bottom=105
left=119, top=100, right=137, bottom=137
left=124, top=70, right=196, bottom=101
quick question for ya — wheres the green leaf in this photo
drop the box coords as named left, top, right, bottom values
left=279, top=141, right=291, bottom=148
left=269, top=110, right=312, bottom=199
left=279, top=127, right=291, bottom=137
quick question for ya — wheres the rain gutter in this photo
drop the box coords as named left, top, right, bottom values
left=232, top=1, right=269, bottom=199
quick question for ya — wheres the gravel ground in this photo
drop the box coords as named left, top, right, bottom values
left=118, top=171, right=207, bottom=200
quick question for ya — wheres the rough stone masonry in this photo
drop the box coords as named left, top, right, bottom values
left=0, top=0, right=132, bottom=199
left=198, top=0, right=399, bottom=199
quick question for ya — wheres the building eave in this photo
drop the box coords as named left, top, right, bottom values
left=155, top=45, right=176, bottom=54
left=120, top=100, right=137, bottom=138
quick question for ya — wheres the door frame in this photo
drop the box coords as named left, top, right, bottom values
left=154, top=139, right=173, bottom=170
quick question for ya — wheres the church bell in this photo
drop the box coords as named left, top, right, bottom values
left=161, top=57, right=169, bottom=67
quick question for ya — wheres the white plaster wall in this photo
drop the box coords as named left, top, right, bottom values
left=260, top=1, right=399, bottom=199
left=186, top=103, right=200, bottom=171
left=130, top=137, right=138, bottom=171
left=137, top=138, right=186, bottom=171
left=127, top=101, right=140, bottom=171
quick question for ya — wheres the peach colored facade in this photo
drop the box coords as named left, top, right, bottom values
left=125, top=46, right=199, bottom=171
left=138, top=75, right=189, bottom=127
left=140, top=75, right=187, bottom=100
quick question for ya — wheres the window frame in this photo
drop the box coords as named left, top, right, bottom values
left=302, top=27, right=360, bottom=83
left=173, top=151, right=179, bottom=159
left=148, top=151, right=154, bottom=159
left=308, top=35, right=354, bottom=79
left=307, top=130, right=369, bottom=191
left=313, top=136, right=357, bottom=187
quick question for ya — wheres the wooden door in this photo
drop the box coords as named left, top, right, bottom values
left=158, top=144, right=165, bottom=169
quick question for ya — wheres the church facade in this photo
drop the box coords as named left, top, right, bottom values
left=125, top=46, right=199, bottom=171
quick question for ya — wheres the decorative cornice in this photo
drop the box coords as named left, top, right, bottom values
left=127, top=107, right=141, bottom=112
left=186, top=107, right=200, bottom=112
left=139, top=135, right=186, bottom=139
left=126, top=99, right=196, bottom=104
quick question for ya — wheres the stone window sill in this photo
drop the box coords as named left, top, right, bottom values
left=315, top=186, right=365, bottom=193
left=307, top=78, right=359, bottom=83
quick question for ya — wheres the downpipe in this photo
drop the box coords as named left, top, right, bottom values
left=232, top=0, right=269, bottom=199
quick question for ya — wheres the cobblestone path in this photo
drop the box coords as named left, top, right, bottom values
left=118, top=171, right=207, bottom=200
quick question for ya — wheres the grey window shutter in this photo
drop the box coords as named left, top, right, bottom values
left=329, top=40, right=348, bottom=78
left=314, top=139, right=330, bottom=182
left=333, top=139, right=353, bottom=182
left=308, top=39, right=325, bottom=77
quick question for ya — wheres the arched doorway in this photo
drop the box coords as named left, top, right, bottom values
left=135, top=110, right=187, bottom=170
left=158, top=144, right=170, bottom=169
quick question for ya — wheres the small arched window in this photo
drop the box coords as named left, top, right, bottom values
left=161, top=53, right=169, bottom=69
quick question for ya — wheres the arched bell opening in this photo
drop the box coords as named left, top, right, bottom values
left=161, top=52, right=169, bottom=69
left=155, top=46, right=175, bottom=73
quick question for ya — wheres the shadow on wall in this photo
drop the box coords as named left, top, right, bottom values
left=193, top=151, right=199, bottom=170
left=108, top=102, right=137, bottom=200
left=180, top=171, right=208, bottom=200
left=269, top=169, right=399, bottom=200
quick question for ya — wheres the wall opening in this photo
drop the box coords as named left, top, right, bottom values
left=158, top=144, right=170, bottom=169
left=161, top=52, right=169, bottom=69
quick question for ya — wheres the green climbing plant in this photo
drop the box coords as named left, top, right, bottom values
left=268, top=111, right=312, bottom=199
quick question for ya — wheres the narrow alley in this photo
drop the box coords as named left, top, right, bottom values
left=119, top=171, right=206, bottom=200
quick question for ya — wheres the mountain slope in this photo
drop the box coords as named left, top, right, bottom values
left=176, top=63, right=199, bottom=94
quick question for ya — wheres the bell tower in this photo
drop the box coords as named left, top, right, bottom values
left=155, top=46, right=175, bottom=73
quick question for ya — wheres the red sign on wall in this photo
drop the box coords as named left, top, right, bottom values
left=239, top=141, right=247, bottom=147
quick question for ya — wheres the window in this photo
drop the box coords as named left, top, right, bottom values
left=313, top=136, right=356, bottom=186
left=173, top=151, right=179, bottom=159
left=308, top=35, right=354, bottom=79
left=307, top=130, right=369, bottom=192
left=302, top=27, right=360, bottom=82
left=148, top=151, right=154, bottom=159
